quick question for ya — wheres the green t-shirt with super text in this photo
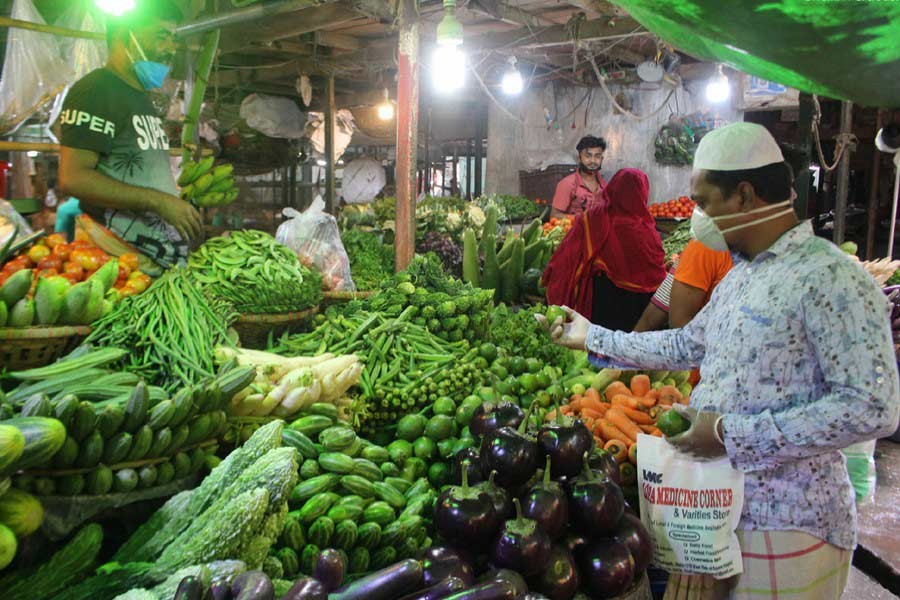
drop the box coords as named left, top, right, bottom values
left=60, top=68, right=187, bottom=267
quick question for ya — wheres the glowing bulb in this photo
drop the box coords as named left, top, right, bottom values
left=95, top=0, right=136, bottom=16
left=501, top=67, right=523, bottom=95
left=316, top=159, right=327, bottom=167
left=705, top=65, right=731, bottom=103
left=27, top=151, right=38, bottom=158
left=432, top=45, right=466, bottom=93
left=377, top=102, right=394, bottom=120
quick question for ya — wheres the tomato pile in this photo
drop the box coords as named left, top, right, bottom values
left=648, top=196, right=696, bottom=219
left=0, top=234, right=152, bottom=297
left=542, top=216, right=573, bottom=235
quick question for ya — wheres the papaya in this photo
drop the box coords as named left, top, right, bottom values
left=90, top=259, right=119, bottom=292
left=8, top=298, right=35, bottom=327
left=0, top=269, right=32, bottom=307
left=59, top=282, right=90, bottom=325
left=34, top=278, right=67, bottom=325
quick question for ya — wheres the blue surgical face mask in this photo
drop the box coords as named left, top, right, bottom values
left=127, top=32, right=171, bottom=90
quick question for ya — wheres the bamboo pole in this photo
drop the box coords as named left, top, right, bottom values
left=0, top=16, right=105, bottom=40
left=0, top=141, right=211, bottom=157
left=181, top=30, right=220, bottom=162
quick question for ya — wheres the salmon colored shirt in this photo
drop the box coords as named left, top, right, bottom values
left=551, top=171, right=607, bottom=217
left=674, top=239, right=734, bottom=304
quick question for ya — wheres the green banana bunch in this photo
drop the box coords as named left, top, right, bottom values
left=178, top=159, right=239, bottom=208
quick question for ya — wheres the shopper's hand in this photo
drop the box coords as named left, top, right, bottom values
left=666, top=405, right=726, bottom=460
left=153, top=194, right=203, bottom=242
left=534, top=305, right=591, bottom=350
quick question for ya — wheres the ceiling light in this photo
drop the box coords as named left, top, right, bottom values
left=316, top=159, right=327, bottom=167
left=432, top=44, right=466, bottom=93
left=26, top=151, right=38, bottom=158
left=377, top=88, right=394, bottom=121
left=705, top=64, right=731, bottom=103
left=501, top=57, right=523, bottom=95
left=95, top=0, right=136, bottom=16
left=436, top=0, right=463, bottom=47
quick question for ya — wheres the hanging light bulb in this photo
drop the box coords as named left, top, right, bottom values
left=433, top=0, right=466, bottom=93
left=377, top=88, right=394, bottom=121
left=501, top=56, right=524, bottom=95
left=95, top=0, right=136, bottom=16
left=705, top=64, right=731, bottom=103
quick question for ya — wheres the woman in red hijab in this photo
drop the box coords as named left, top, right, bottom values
left=543, top=168, right=666, bottom=331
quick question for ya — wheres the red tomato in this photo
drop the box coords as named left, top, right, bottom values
left=63, top=262, right=85, bottom=279
left=118, top=284, right=139, bottom=297
left=72, top=249, right=102, bottom=271
left=117, top=265, right=131, bottom=280
left=44, top=233, right=67, bottom=249
left=37, top=268, right=59, bottom=278
left=37, top=257, right=64, bottom=271
left=51, top=243, right=71, bottom=262
left=61, top=272, right=81, bottom=284
left=70, top=240, right=94, bottom=250
left=119, top=253, right=140, bottom=273
left=0, top=274, right=7, bottom=287
left=128, top=273, right=151, bottom=293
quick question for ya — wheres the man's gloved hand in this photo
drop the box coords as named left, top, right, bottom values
left=666, top=404, right=727, bottom=460
left=534, top=305, right=591, bottom=350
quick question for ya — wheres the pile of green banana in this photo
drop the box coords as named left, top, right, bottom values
left=178, top=157, right=239, bottom=208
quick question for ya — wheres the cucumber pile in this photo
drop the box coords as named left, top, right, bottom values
left=273, top=414, right=439, bottom=579
left=0, top=352, right=255, bottom=498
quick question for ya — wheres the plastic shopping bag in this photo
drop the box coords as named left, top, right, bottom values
left=276, top=197, right=355, bottom=291
left=842, top=440, right=877, bottom=506
left=637, top=433, right=745, bottom=579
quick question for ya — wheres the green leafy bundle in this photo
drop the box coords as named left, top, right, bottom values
left=342, top=229, right=395, bottom=291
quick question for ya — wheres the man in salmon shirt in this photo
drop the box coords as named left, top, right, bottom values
left=550, top=136, right=608, bottom=219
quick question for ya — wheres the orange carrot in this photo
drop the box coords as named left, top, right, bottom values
left=560, top=405, right=574, bottom=416
left=620, top=407, right=654, bottom=425
left=580, top=395, right=606, bottom=413
left=582, top=417, right=595, bottom=431
left=606, top=408, right=642, bottom=442
left=658, top=397, right=674, bottom=407
left=569, top=397, right=583, bottom=412
left=595, top=418, right=632, bottom=445
left=639, top=424, right=658, bottom=434
left=545, top=409, right=558, bottom=421
left=679, top=394, right=691, bottom=405
left=581, top=407, right=605, bottom=421
left=583, top=387, right=602, bottom=405
left=628, top=443, right=638, bottom=465
left=638, top=394, right=657, bottom=409
left=611, top=394, right=640, bottom=410
left=658, top=385, right=683, bottom=405
left=650, top=428, right=663, bottom=437
left=604, top=381, right=629, bottom=403
left=630, top=374, right=651, bottom=398
left=604, top=439, right=628, bottom=463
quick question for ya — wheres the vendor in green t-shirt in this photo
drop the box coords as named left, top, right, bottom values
left=57, top=0, right=201, bottom=268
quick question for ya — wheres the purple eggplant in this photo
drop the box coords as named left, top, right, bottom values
left=444, top=582, right=518, bottom=600
left=588, top=448, right=619, bottom=485
left=538, top=401, right=594, bottom=479
left=568, top=453, right=625, bottom=537
left=208, top=581, right=233, bottom=600
left=452, top=448, right=486, bottom=485
left=282, top=577, right=328, bottom=600
left=329, top=559, right=424, bottom=600
left=314, top=548, right=346, bottom=591
left=474, top=470, right=513, bottom=521
left=526, top=546, right=579, bottom=600
left=521, top=456, right=568, bottom=540
left=397, top=576, right=468, bottom=600
left=435, top=460, right=501, bottom=547
left=174, top=576, right=204, bottom=600
left=563, top=531, right=589, bottom=556
left=231, top=571, right=274, bottom=600
left=613, top=513, right=653, bottom=575
left=476, top=570, right=527, bottom=596
left=516, top=595, right=550, bottom=600
left=576, top=540, right=635, bottom=599
left=490, top=498, right=552, bottom=577
left=470, top=401, right=524, bottom=440
left=416, top=546, right=476, bottom=587
left=480, top=402, right=540, bottom=488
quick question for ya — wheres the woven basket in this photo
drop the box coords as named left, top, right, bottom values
left=233, top=306, right=319, bottom=349
left=0, top=326, right=91, bottom=370
left=321, top=290, right=375, bottom=306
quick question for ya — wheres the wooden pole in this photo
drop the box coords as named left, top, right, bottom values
left=424, top=105, right=432, bottom=195
left=833, top=100, right=853, bottom=244
left=474, top=109, right=485, bottom=198
left=0, top=16, right=104, bottom=40
left=324, top=75, right=336, bottom=214
left=395, top=0, right=419, bottom=271
left=866, top=109, right=885, bottom=259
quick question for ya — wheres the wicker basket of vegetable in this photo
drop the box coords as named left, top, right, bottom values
left=0, top=325, right=91, bottom=370
left=233, top=306, right=319, bottom=349
left=321, top=290, right=374, bottom=306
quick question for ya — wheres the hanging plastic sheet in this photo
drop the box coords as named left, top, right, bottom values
left=0, top=0, right=74, bottom=135
left=611, top=0, right=900, bottom=107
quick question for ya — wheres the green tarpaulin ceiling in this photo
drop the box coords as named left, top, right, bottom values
left=610, top=0, right=900, bottom=107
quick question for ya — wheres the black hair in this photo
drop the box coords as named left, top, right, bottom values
left=106, top=0, right=183, bottom=47
left=703, top=161, right=793, bottom=204
left=576, top=136, right=607, bottom=153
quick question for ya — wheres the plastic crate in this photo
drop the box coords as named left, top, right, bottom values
left=518, top=164, right=576, bottom=202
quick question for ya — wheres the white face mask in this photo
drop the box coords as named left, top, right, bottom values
left=690, top=200, right=794, bottom=252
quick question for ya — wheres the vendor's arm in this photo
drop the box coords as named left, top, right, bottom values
left=721, top=261, right=900, bottom=473
left=634, top=267, right=676, bottom=332
left=58, top=146, right=202, bottom=241
left=668, top=280, right=707, bottom=328
left=550, top=176, right=574, bottom=220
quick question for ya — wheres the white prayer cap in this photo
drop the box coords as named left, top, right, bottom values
left=693, top=122, right=785, bottom=172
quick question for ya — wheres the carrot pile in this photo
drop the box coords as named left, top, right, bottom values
left=547, top=374, right=690, bottom=467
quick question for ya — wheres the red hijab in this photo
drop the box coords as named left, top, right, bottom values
left=543, top=168, right=666, bottom=319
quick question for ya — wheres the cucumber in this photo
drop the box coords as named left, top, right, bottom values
left=326, top=503, right=363, bottom=523
left=138, top=465, right=158, bottom=488
left=184, top=413, right=212, bottom=445
left=349, top=547, right=370, bottom=574
left=380, top=462, right=401, bottom=478
left=318, top=452, right=355, bottom=474
left=300, top=544, right=320, bottom=576
left=70, top=402, right=97, bottom=442
left=308, top=516, right=335, bottom=547
left=34, top=477, right=56, bottom=496
left=172, top=452, right=192, bottom=479
left=102, top=432, right=133, bottom=465
left=52, top=435, right=79, bottom=469
left=373, top=481, right=407, bottom=509
left=308, top=403, right=339, bottom=421
left=290, top=474, right=339, bottom=505
left=340, top=474, right=375, bottom=498
left=168, top=424, right=190, bottom=454
left=86, top=465, right=113, bottom=494
left=113, top=468, right=138, bottom=492
left=147, top=399, right=176, bottom=430
left=167, top=387, right=194, bottom=428
left=356, top=522, right=382, bottom=550
left=21, top=394, right=53, bottom=418
left=299, top=459, right=322, bottom=479
left=96, top=404, right=125, bottom=439
left=56, top=474, right=86, bottom=496
left=281, top=514, right=306, bottom=550
left=52, top=394, right=80, bottom=430
left=362, top=501, right=396, bottom=526
left=149, top=427, right=173, bottom=457
left=75, top=430, right=104, bottom=468
left=462, top=228, right=480, bottom=286
left=122, top=382, right=148, bottom=433
left=499, top=237, right=525, bottom=304
left=297, top=491, right=340, bottom=524
left=384, top=477, right=412, bottom=495
left=290, top=415, right=333, bottom=437
left=156, top=461, right=175, bottom=486
left=380, top=520, right=407, bottom=547
left=126, top=425, right=153, bottom=462
left=370, top=547, right=397, bottom=570
left=360, top=445, right=389, bottom=464
left=333, top=519, right=358, bottom=551
left=352, top=458, right=384, bottom=481
left=282, top=429, right=318, bottom=460
left=318, top=426, right=356, bottom=451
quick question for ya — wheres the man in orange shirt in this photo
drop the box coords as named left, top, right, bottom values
left=633, top=239, right=733, bottom=331
left=550, top=136, right=608, bottom=219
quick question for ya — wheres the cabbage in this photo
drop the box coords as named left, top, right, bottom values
left=0, top=489, right=43, bottom=537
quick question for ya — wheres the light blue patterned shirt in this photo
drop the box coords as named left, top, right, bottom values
left=586, top=221, right=900, bottom=550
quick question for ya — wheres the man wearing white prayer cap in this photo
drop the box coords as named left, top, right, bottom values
left=539, top=122, right=899, bottom=599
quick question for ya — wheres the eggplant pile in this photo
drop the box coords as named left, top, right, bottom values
left=431, top=404, right=653, bottom=599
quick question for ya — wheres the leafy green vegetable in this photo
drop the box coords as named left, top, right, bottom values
left=342, top=229, right=395, bottom=291
left=662, top=220, right=693, bottom=261
left=490, top=304, right=577, bottom=369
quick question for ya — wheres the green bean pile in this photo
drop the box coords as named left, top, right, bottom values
left=85, top=268, right=236, bottom=390
left=188, top=230, right=323, bottom=314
